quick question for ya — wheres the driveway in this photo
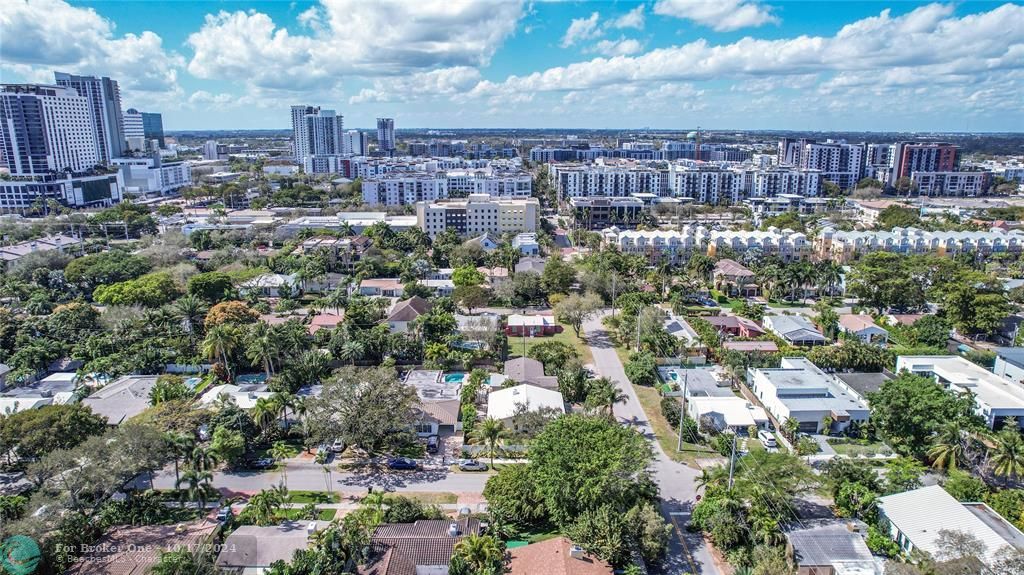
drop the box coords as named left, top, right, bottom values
left=583, top=313, right=721, bottom=575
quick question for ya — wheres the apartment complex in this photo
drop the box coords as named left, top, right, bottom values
left=416, top=194, right=540, bottom=238
left=111, top=156, right=192, bottom=197
left=816, top=226, right=1024, bottom=262
left=54, top=72, right=125, bottom=163
left=291, top=105, right=344, bottom=170
left=601, top=226, right=812, bottom=264
left=910, top=171, right=991, bottom=196
left=778, top=138, right=866, bottom=190
left=0, top=84, right=99, bottom=175
left=376, top=117, right=395, bottom=155
left=361, top=174, right=448, bottom=206
left=569, top=196, right=645, bottom=229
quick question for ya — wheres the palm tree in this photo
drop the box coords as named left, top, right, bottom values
left=245, top=489, right=284, bottom=526
left=176, top=467, right=214, bottom=511
left=990, top=428, right=1024, bottom=481
left=451, top=535, right=504, bottom=574
left=783, top=417, right=800, bottom=440
left=695, top=466, right=728, bottom=492
left=339, top=340, right=365, bottom=365
left=202, top=323, right=240, bottom=379
left=246, top=322, right=276, bottom=378
left=269, top=441, right=293, bottom=489
left=252, top=397, right=282, bottom=433
left=927, top=421, right=967, bottom=471
left=584, top=377, right=628, bottom=419
left=271, top=391, right=295, bottom=429
left=816, top=261, right=843, bottom=297
left=469, top=418, right=508, bottom=468
left=174, top=294, right=207, bottom=342
left=191, top=445, right=219, bottom=473
left=165, top=432, right=195, bottom=486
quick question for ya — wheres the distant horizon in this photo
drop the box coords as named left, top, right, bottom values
left=163, top=127, right=1024, bottom=136
left=3, top=1, right=1020, bottom=132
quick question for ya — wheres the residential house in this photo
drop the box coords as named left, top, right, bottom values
left=296, top=235, right=372, bottom=272
left=877, top=485, right=1024, bottom=565
left=838, top=314, right=889, bottom=345
left=504, top=357, right=559, bottom=390
left=705, top=315, right=767, bottom=338
left=513, top=233, right=540, bottom=255
left=82, top=375, right=160, bottom=425
left=198, top=383, right=273, bottom=410
left=308, top=312, right=345, bottom=335
left=420, top=279, right=455, bottom=297
left=664, top=315, right=702, bottom=348
left=467, top=232, right=499, bottom=251
left=362, top=518, right=482, bottom=575
left=508, top=536, right=614, bottom=575
left=217, top=521, right=328, bottom=574
left=785, top=521, right=881, bottom=575
left=359, top=278, right=405, bottom=297
left=885, top=313, right=929, bottom=327
left=687, top=396, right=769, bottom=435
left=749, top=358, right=870, bottom=434
left=505, top=314, right=562, bottom=337
left=993, top=347, right=1024, bottom=385
left=240, top=273, right=300, bottom=298
left=833, top=372, right=893, bottom=403
left=68, top=519, right=219, bottom=575
left=404, top=370, right=463, bottom=437
left=895, top=355, right=1024, bottom=429
left=455, top=314, right=500, bottom=350
left=763, top=315, right=828, bottom=346
left=713, top=259, right=758, bottom=297
left=0, top=234, right=84, bottom=265
left=0, top=371, right=79, bottom=416
left=385, top=297, right=432, bottom=333
left=515, top=256, right=547, bottom=275
left=413, top=399, right=461, bottom=437
left=301, top=272, right=347, bottom=295
left=722, top=340, right=779, bottom=353
left=487, top=384, right=566, bottom=427
left=476, top=266, right=510, bottom=289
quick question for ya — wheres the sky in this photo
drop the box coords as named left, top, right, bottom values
left=2, top=1, right=1023, bottom=132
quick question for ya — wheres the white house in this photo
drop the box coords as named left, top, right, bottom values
left=993, top=347, right=1024, bottom=385
left=749, top=358, right=870, bottom=434
left=513, top=233, right=540, bottom=255
left=217, top=521, right=327, bottom=574
left=838, top=314, right=889, bottom=345
left=877, top=485, right=1024, bottom=565
left=487, top=384, right=565, bottom=427
left=895, top=355, right=1024, bottom=429
left=240, top=273, right=299, bottom=298
left=687, top=396, right=769, bottom=435
left=763, top=315, right=828, bottom=347
left=384, top=297, right=432, bottom=334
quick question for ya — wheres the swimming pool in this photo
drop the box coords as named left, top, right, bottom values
left=443, top=373, right=466, bottom=384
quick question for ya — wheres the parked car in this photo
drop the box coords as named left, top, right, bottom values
left=426, top=435, right=439, bottom=454
left=387, top=457, right=419, bottom=471
left=215, top=506, right=232, bottom=523
left=331, top=439, right=347, bottom=453
left=757, top=430, right=777, bottom=448
left=247, top=457, right=275, bottom=470
left=458, top=459, right=488, bottom=472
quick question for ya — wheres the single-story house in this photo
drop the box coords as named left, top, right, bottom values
left=359, top=278, right=404, bottom=298
left=763, top=315, right=828, bottom=347
left=508, top=536, right=614, bottom=575
left=82, top=375, right=160, bottom=425
left=505, top=314, right=562, bottom=337
left=420, top=279, right=455, bottom=297
left=362, top=518, right=482, bottom=575
left=515, top=256, right=547, bottom=275
left=308, top=312, right=344, bottom=335
left=877, top=485, right=1024, bottom=565
left=993, top=347, right=1024, bottom=385
left=301, top=272, right=347, bottom=294
left=385, top=297, right=432, bottom=333
left=487, top=384, right=566, bottom=426
left=712, top=259, right=758, bottom=297
left=785, top=521, right=880, bottom=575
left=664, top=315, right=702, bottom=348
left=413, top=399, right=462, bottom=437
left=885, top=313, right=928, bottom=327
left=67, top=519, right=219, bottom=575
left=217, top=521, right=327, bottom=574
left=687, top=396, right=769, bottom=434
left=476, top=266, right=510, bottom=289
left=240, top=273, right=300, bottom=298
left=504, top=357, right=559, bottom=390
left=467, top=232, right=500, bottom=251
left=895, top=355, right=1024, bottom=429
left=705, top=315, right=767, bottom=338
left=513, top=233, right=541, bottom=255
left=722, top=340, right=780, bottom=353
left=749, top=358, right=870, bottom=434
left=838, top=314, right=889, bottom=345
left=198, top=383, right=274, bottom=410
left=0, top=371, right=79, bottom=415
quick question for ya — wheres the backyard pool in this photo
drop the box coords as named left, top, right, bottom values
left=443, top=373, right=466, bottom=384
left=183, top=377, right=202, bottom=390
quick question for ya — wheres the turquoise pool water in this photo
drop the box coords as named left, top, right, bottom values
left=444, top=373, right=466, bottom=384
left=184, top=377, right=202, bottom=390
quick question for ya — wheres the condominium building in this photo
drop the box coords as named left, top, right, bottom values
left=666, top=165, right=747, bottom=204
left=751, top=168, right=822, bottom=198
left=799, top=140, right=866, bottom=190
left=549, top=163, right=667, bottom=199
left=889, top=142, right=960, bottom=182
left=0, top=84, right=99, bottom=175
left=343, top=130, right=368, bottom=156
left=376, top=118, right=395, bottom=154
left=416, top=194, right=540, bottom=238
left=290, top=105, right=318, bottom=160
left=122, top=108, right=144, bottom=140
left=0, top=171, right=124, bottom=212
left=362, top=174, right=448, bottom=206
left=54, top=72, right=125, bottom=163
left=816, top=226, right=1024, bottom=263
left=895, top=355, right=1024, bottom=429
left=569, top=196, right=645, bottom=229
left=910, top=171, right=991, bottom=196
left=291, top=105, right=343, bottom=166
left=601, top=226, right=811, bottom=264
left=111, top=155, right=191, bottom=196
left=122, top=108, right=163, bottom=152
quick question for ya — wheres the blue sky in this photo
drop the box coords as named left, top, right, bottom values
left=2, top=1, right=1022, bottom=131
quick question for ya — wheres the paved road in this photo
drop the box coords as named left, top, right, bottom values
left=151, top=459, right=490, bottom=496
left=583, top=313, right=720, bottom=575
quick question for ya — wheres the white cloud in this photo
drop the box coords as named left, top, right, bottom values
left=187, top=0, right=526, bottom=92
left=561, top=12, right=602, bottom=47
left=0, top=0, right=184, bottom=97
left=589, top=38, right=644, bottom=57
left=653, top=0, right=779, bottom=32
left=348, top=67, right=482, bottom=104
left=611, top=5, right=645, bottom=30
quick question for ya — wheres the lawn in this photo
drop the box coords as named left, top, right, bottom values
left=631, top=383, right=715, bottom=467
left=505, top=323, right=594, bottom=364
left=382, top=492, right=458, bottom=505
left=710, top=290, right=745, bottom=308
left=287, top=490, right=340, bottom=504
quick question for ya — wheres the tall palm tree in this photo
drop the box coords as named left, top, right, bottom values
left=252, top=397, right=282, bottom=433
left=246, top=322, right=276, bottom=378
left=202, top=323, right=240, bottom=379
left=191, top=445, right=219, bottom=473
left=339, top=340, right=365, bottom=365
left=816, top=261, right=843, bottom=297
left=269, top=441, right=293, bottom=489
left=174, top=294, right=207, bottom=342
left=176, top=467, right=214, bottom=511
left=990, top=428, right=1024, bottom=481
left=927, top=421, right=967, bottom=471
left=584, top=377, right=629, bottom=419
left=271, top=391, right=295, bottom=429
left=165, top=432, right=195, bottom=486
left=469, top=418, right=508, bottom=468
left=783, top=417, right=800, bottom=440
left=451, top=535, right=504, bottom=574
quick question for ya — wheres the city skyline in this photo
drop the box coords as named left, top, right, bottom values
left=2, top=1, right=1022, bottom=132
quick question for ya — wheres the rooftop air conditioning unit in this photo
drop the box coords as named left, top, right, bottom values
left=448, top=523, right=459, bottom=537
left=569, top=545, right=584, bottom=559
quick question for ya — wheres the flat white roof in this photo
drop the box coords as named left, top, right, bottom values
left=688, top=396, right=768, bottom=428
left=487, top=384, right=565, bottom=420
left=896, top=355, right=1024, bottom=411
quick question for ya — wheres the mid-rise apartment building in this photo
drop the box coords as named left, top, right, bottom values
left=376, top=118, right=395, bottom=155
left=889, top=142, right=960, bottom=182
left=0, top=84, right=99, bottom=175
left=416, top=194, right=540, bottom=238
left=816, top=226, right=1024, bottom=263
left=910, top=171, right=991, bottom=196
left=54, top=72, right=125, bottom=163
left=362, top=174, right=448, bottom=206
left=112, top=155, right=191, bottom=196
left=601, top=226, right=811, bottom=264
left=569, top=196, right=645, bottom=229
left=799, top=141, right=866, bottom=190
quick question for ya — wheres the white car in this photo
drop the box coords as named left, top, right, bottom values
left=757, top=430, right=777, bottom=448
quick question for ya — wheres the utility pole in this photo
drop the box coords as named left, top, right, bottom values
left=727, top=433, right=737, bottom=491
left=676, top=367, right=689, bottom=451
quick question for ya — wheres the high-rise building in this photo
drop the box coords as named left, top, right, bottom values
left=889, top=142, right=960, bottom=182
left=123, top=108, right=145, bottom=139
left=0, top=84, right=99, bottom=175
left=291, top=105, right=343, bottom=165
left=376, top=117, right=395, bottom=155
left=343, top=130, right=368, bottom=156
left=142, top=111, right=164, bottom=148
left=799, top=140, right=866, bottom=190
left=54, top=72, right=125, bottom=162
left=291, top=105, right=318, bottom=160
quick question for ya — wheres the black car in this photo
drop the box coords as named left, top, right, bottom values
left=458, top=459, right=488, bottom=472
left=387, top=457, right=419, bottom=471
left=246, top=457, right=274, bottom=470
left=426, top=435, right=440, bottom=454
